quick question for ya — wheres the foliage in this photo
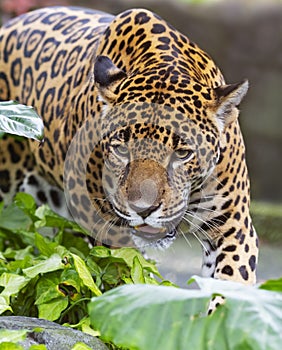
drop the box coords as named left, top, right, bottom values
left=0, top=193, right=170, bottom=349
left=0, top=195, right=282, bottom=349
left=89, top=276, right=282, bottom=350
left=0, top=101, right=44, bottom=141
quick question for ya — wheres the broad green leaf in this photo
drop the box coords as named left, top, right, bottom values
left=89, top=246, right=111, bottom=258
left=71, top=343, right=92, bottom=350
left=0, top=273, right=29, bottom=297
left=80, top=319, right=100, bottom=337
left=131, top=256, right=145, bottom=284
left=14, top=192, right=37, bottom=215
left=71, top=253, right=101, bottom=296
left=0, top=100, right=44, bottom=141
left=64, top=317, right=100, bottom=337
left=260, top=277, right=282, bottom=292
left=37, top=297, right=69, bottom=321
left=89, top=279, right=282, bottom=350
left=61, top=231, right=90, bottom=257
left=35, top=232, right=58, bottom=257
left=0, top=295, right=12, bottom=314
left=0, top=204, right=32, bottom=231
left=60, top=269, right=81, bottom=294
left=0, top=329, right=27, bottom=343
left=0, top=344, right=24, bottom=350
left=112, top=247, right=162, bottom=278
left=0, top=344, right=23, bottom=350
left=14, top=246, right=34, bottom=260
left=23, top=254, right=64, bottom=278
left=0, top=342, right=24, bottom=350
left=35, top=205, right=86, bottom=234
left=35, top=274, right=65, bottom=305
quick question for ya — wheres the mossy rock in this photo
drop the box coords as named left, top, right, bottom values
left=0, top=316, right=108, bottom=349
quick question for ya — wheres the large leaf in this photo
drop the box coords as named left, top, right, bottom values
left=89, top=277, right=282, bottom=350
left=0, top=100, right=44, bottom=141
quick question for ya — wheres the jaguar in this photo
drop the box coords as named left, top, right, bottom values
left=0, top=6, right=258, bottom=285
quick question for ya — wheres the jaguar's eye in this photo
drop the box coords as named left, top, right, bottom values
left=113, top=144, right=129, bottom=158
left=174, top=149, right=194, bottom=161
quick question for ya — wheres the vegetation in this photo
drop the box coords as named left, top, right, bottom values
left=1, top=193, right=282, bottom=349
left=0, top=192, right=171, bottom=349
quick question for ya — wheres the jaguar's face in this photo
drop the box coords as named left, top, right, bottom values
left=99, top=103, right=220, bottom=247
left=64, top=56, right=247, bottom=248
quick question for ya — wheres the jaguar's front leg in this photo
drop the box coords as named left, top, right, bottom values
left=201, top=210, right=258, bottom=285
left=202, top=214, right=258, bottom=314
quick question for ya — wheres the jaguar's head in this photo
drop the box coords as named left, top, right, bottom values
left=65, top=56, right=248, bottom=248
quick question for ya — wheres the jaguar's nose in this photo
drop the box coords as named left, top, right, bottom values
left=128, top=178, right=159, bottom=217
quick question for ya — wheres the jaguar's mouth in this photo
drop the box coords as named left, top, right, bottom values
left=131, top=225, right=177, bottom=249
left=133, top=224, right=169, bottom=241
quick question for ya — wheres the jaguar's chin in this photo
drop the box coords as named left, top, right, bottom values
left=131, top=225, right=177, bottom=250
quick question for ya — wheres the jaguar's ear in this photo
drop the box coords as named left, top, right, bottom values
left=214, top=80, right=248, bottom=131
left=94, top=55, right=127, bottom=103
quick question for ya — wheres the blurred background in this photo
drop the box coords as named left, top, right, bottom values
left=1, top=0, right=281, bottom=284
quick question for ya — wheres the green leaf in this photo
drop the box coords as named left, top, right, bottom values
left=23, top=254, right=64, bottom=278
left=0, top=329, right=27, bottom=343
left=37, top=297, right=69, bottom=321
left=0, top=204, right=32, bottom=231
left=14, top=246, right=34, bottom=260
left=0, top=342, right=24, bottom=350
left=260, top=277, right=282, bottom=292
left=14, top=192, right=37, bottom=215
left=61, top=231, right=90, bottom=257
left=71, top=253, right=101, bottom=296
left=80, top=318, right=100, bottom=337
left=60, top=269, right=81, bottom=294
left=131, top=256, right=145, bottom=284
left=35, top=205, right=86, bottom=233
left=35, top=274, right=65, bottom=305
left=111, top=247, right=162, bottom=278
left=71, top=343, right=92, bottom=350
left=0, top=295, right=13, bottom=314
left=0, top=273, right=29, bottom=297
left=34, top=232, right=58, bottom=257
left=0, top=100, right=44, bottom=141
left=89, top=278, right=282, bottom=350
left=89, top=246, right=111, bottom=258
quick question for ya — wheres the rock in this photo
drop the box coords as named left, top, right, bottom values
left=0, top=316, right=108, bottom=350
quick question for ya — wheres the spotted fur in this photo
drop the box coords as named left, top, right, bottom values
left=0, top=6, right=258, bottom=284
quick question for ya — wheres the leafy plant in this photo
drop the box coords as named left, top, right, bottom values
left=0, top=100, right=44, bottom=141
left=89, top=276, right=282, bottom=350
left=1, top=195, right=282, bottom=350
left=0, top=193, right=170, bottom=330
